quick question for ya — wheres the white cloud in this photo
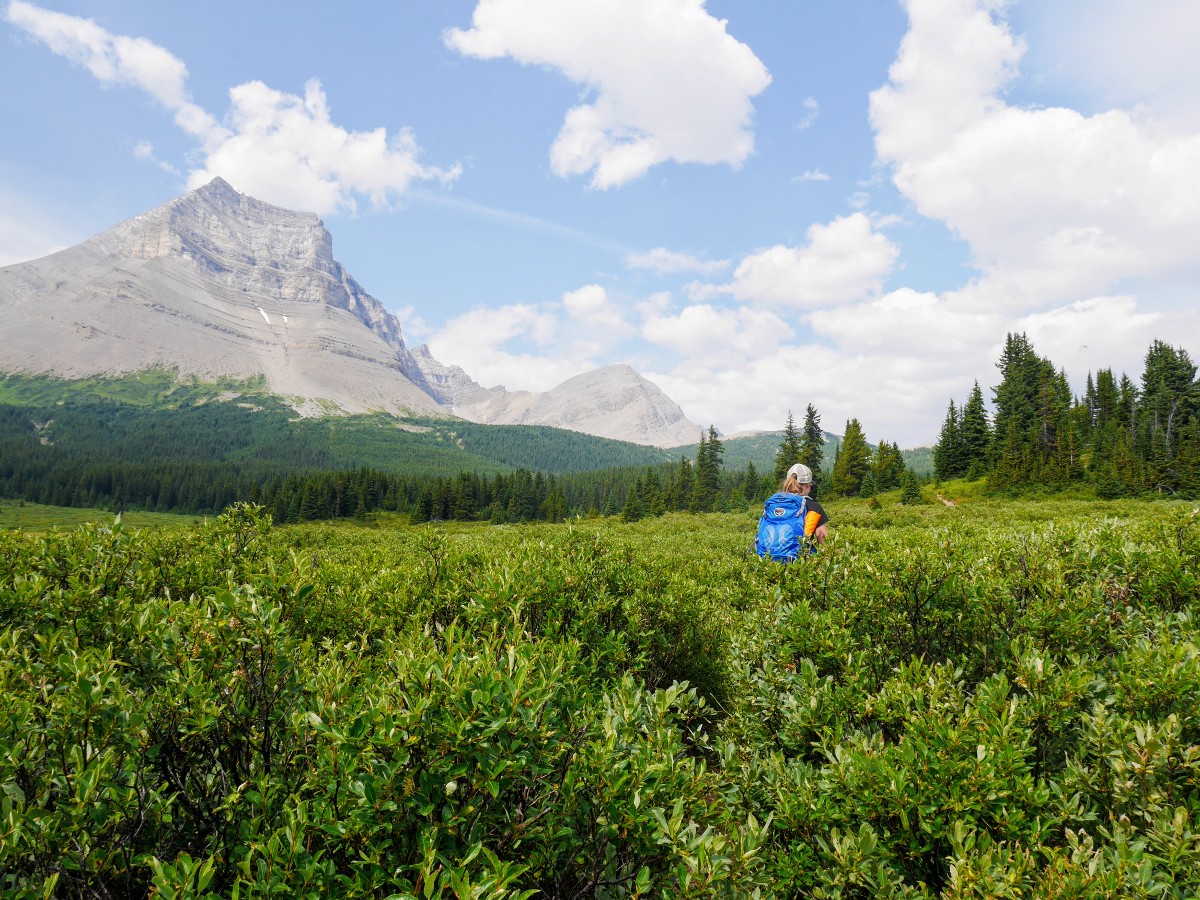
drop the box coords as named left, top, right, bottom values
left=809, top=288, right=998, bottom=356
left=724, top=213, right=899, bottom=308
left=562, top=284, right=632, bottom=334
left=1018, top=296, right=1172, bottom=383
left=869, top=0, right=1200, bottom=310
left=7, top=2, right=458, bottom=216
left=393, top=305, right=432, bottom=343
left=6, top=1, right=219, bottom=137
left=648, top=341, right=964, bottom=449
left=1020, top=0, right=1200, bottom=130
left=445, top=0, right=771, bottom=188
left=627, top=247, right=730, bottom=275
left=794, top=96, right=819, bottom=130
left=793, top=169, right=830, bottom=183
left=641, top=303, right=791, bottom=366
left=133, top=139, right=178, bottom=174
left=425, top=304, right=580, bottom=392
left=188, top=79, right=460, bottom=215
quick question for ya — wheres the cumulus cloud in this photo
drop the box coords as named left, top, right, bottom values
left=640, top=302, right=792, bottom=366
left=869, top=0, right=1200, bottom=309
left=7, top=1, right=458, bottom=215
left=561, top=284, right=631, bottom=332
left=627, top=247, right=730, bottom=275
left=724, top=213, right=899, bottom=308
left=445, top=0, right=771, bottom=188
left=1022, top=0, right=1200, bottom=130
left=425, top=286, right=641, bottom=393
left=425, top=303, right=581, bottom=392
left=1018, top=296, right=1172, bottom=383
left=187, top=79, right=460, bottom=214
left=809, top=288, right=998, bottom=356
left=647, top=341, right=961, bottom=448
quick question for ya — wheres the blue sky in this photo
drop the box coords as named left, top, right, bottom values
left=3, top=0, right=1200, bottom=447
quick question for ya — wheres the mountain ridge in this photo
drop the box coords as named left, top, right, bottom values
left=0, top=178, right=700, bottom=447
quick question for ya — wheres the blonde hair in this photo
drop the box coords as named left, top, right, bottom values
left=781, top=474, right=807, bottom=494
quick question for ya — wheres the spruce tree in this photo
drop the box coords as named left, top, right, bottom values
left=773, top=411, right=803, bottom=483
left=690, top=425, right=724, bottom=512
left=933, top=400, right=963, bottom=480
left=960, top=382, right=992, bottom=477
left=831, top=418, right=871, bottom=497
left=799, top=404, right=825, bottom=476
left=674, top=456, right=694, bottom=510
left=743, top=461, right=760, bottom=502
left=900, top=469, right=923, bottom=505
left=871, top=440, right=905, bottom=491
left=1137, top=340, right=1199, bottom=493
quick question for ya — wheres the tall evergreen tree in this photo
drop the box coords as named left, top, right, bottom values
left=743, top=461, right=761, bottom=503
left=773, top=411, right=803, bottom=483
left=871, top=440, right=905, bottom=491
left=799, top=404, right=825, bottom=477
left=960, top=381, right=992, bottom=477
left=1137, top=340, right=1199, bottom=493
left=933, top=400, right=963, bottom=480
left=690, top=425, right=724, bottom=512
left=831, top=418, right=871, bottom=497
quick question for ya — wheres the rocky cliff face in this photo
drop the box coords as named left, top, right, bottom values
left=0, top=179, right=701, bottom=446
left=0, top=178, right=439, bottom=415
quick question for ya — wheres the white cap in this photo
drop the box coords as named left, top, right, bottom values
left=786, top=463, right=813, bottom=484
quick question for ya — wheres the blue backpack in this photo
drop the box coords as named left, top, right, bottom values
left=755, top=492, right=813, bottom=562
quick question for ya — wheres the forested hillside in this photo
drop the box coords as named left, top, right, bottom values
left=0, top=369, right=676, bottom=480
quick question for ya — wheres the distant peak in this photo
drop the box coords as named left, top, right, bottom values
left=192, top=176, right=240, bottom=198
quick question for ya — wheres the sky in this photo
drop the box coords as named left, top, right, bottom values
left=3, top=0, right=1200, bottom=448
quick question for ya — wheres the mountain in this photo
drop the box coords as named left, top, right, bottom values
left=0, top=177, right=445, bottom=418
left=413, top=346, right=701, bottom=448
left=0, top=178, right=699, bottom=447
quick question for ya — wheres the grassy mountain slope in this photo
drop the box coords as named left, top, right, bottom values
left=0, top=372, right=674, bottom=477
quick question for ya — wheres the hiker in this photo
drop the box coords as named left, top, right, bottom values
left=754, top=463, right=829, bottom=560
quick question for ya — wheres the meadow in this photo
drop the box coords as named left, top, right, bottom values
left=2, top=492, right=1199, bottom=898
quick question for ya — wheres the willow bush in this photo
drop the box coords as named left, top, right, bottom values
left=1, top=498, right=1199, bottom=898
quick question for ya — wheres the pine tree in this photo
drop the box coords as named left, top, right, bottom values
left=773, top=412, right=803, bottom=483
left=871, top=440, right=905, bottom=491
left=859, top=470, right=878, bottom=498
left=831, top=418, right=871, bottom=497
left=799, top=404, right=825, bottom=476
left=1137, top=340, right=1199, bottom=493
left=621, top=479, right=645, bottom=522
left=690, top=425, right=724, bottom=512
left=960, top=382, right=991, bottom=477
left=900, top=469, right=923, bottom=505
left=673, top=457, right=694, bottom=510
left=933, top=400, right=963, bottom=480
left=743, top=461, right=760, bottom=502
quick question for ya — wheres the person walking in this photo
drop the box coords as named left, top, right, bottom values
left=754, top=463, right=829, bottom=560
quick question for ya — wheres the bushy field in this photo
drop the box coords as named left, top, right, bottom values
left=2, top=497, right=1200, bottom=898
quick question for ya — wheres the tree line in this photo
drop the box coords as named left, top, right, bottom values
left=0, top=398, right=924, bottom=523
left=933, top=335, right=1200, bottom=496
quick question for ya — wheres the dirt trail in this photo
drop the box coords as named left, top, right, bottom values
left=935, top=493, right=957, bottom=507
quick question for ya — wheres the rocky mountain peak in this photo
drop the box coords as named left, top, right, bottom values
left=1, top=181, right=700, bottom=446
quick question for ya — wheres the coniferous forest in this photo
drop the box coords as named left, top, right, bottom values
left=2, top=335, right=1200, bottom=526
left=931, top=335, right=1200, bottom=497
